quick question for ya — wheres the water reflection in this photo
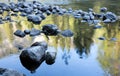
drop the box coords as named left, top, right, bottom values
left=0, top=0, right=120, bottom=76
left=97, top=21, right=120, bottom=76
left=73, top=19, right=94, bottom=59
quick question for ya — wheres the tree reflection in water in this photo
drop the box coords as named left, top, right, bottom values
left=73, top=19, right=94, bottom=59
left=62, top=48, right=71, bottom=65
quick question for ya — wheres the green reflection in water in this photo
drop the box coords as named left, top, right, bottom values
left=97, top=21, right=120, bottom=76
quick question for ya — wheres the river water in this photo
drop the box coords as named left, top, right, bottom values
left=0, top=0, right=120, bottom=76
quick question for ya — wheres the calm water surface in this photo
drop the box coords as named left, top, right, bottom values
left=0, top=0, right=120, bottom=76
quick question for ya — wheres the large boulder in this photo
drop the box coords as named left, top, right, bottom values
left=20, top=41, right=47, bottom=73
left=0, top=68, right=25, bottom=76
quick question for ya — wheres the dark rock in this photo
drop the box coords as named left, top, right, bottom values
left=100, top=7, right=107, bottom=12
left=103, top=19, right=111, bottom=23
left=103, top=12, right=118, bottom=22
left=58, top=11, right=64, bottom=15
left=52, top=9, right=57, bottom=14
left=42, top=24, right=59, bottom=36
left=14, top=30, right=26, bottom=38
left=23, top=7, right=33, bottom=14
left=40, top=5, right=49, bottom=12
left=61, top=29, right=74, bottom=37
left=13, top=8, right=19, bottom=12
left=11, top=13, right=18, bottom=16
left=39, top=14, right=46, bottom=20
left=98, top=37, right=105, bottom=40
left=46, top=10, right=51, bottom=16
left=0, top=68, right=25, bottom=76
left=27, top=15, right=42, bottom=24
left=20, top=42, right=47, bottom=72
left=24, top=29, right=30, bottom=34
left=29, top=28, right=41, bottom=36
left=45, top=52, right=56, bottom=65
left=18, top=7, right=24, bottom=12
left=74, top=14, right=81, bottom=19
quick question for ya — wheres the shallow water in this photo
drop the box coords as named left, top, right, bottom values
left=0, top=0, right=120, bottom=76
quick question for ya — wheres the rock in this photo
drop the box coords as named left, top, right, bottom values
left=61, top=29, right=74, bottom=37
left=24, top=29, right=30, bottom=34
left=103, top=19, right=111, bottom=23
left=23, top=7, right=33, bottom=14
left=0, top=68, right=25, bottom=76
left=42, top=24, right=60, bottom=36
left=27, top=15, right=42, bottom=24
left=93, top=25, right=102, bottom=29
left=103, top=12, right=118, bottom=22
left=98, top=37, right=105, bottom=40
left=45, top=10, right=51, bottom=16
left=100, top=7, right=107, bottom=12
left=14, top=30, right=26, bottom=38
left=45, top=52, right=56, bottom=65
left=20, top=42, right=47, bottom=72
left=29, top=28, right=41, bottom=36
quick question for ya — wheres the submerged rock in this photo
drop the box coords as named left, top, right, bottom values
left=61, top=29, right=74, bottom=37
left=0, top=68, right=25, bottom=76
left=20, top=41, right=47, bottom=72
left=14, top=30, right=26, bottom=38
